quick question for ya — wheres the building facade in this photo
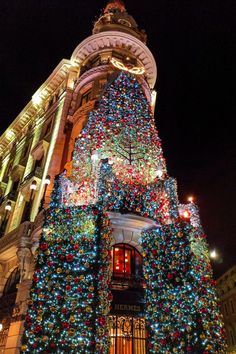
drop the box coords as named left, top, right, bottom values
left=0, top=2, right=156, bottom=352
left=217, top=265, right=236, bottom=353
left=0, top=1, right=226, bottom=354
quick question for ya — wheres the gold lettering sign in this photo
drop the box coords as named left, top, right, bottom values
left=114, top=304, right=141, bottom=312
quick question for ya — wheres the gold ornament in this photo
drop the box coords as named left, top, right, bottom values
left=69, top=315, right=75, bottom=323
left=68, top=328, right=75, bottom=337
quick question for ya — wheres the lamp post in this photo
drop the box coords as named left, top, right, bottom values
left=39, top=175, right=50, bottom=210
left=0, top=201, right=12, bottom=237
left=24, top=180, right=37, bottom=221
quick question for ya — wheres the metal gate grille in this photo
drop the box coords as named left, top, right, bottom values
left=109, top=315, right=146, bottom=354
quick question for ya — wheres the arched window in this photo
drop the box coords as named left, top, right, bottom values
left=111, top=244, right=142, bottom=279
left=3, top=268, right=20, bottom=296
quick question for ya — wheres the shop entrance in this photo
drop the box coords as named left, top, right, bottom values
left=109, top=315, right=146, bottom=354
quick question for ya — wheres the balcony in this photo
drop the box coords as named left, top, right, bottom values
left=0, top=190, right=17, bottom=206
left=31, top=139, right=49, bottom=161
left=20, top=167, right=43, bottom=198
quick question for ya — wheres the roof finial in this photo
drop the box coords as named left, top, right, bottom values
left=104, top=0, right=126, bottom=14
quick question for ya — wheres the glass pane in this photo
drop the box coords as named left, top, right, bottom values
left=114, top=246, right=124, bottom=276
left=109, top=316, right=146, bottom=354
left=124, top=248, right=131, bottom=276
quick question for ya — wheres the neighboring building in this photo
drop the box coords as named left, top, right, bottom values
left=0, top=1, right=156, bottom=352
left=217, top=265, right=236, bottom=353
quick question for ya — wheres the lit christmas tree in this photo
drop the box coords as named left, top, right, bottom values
left=21, top=176, right=112, bottom=353
left=21, top=71, right=226, bottom=353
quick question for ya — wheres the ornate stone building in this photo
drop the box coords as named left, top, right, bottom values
left=0, top=1, right=157, bottom=352
left=217, top=265, right=236, bottom=353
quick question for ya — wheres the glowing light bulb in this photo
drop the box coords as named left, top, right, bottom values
left=188, top=196, right=194, bottom=203
left=155, top=169, right=163, bottom=178
left=183, top=210, right=190, bottom=219
left=210, top=249, right=217, bottom=259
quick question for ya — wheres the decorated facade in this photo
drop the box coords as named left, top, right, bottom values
left=0, top=1, right=226, bottom=353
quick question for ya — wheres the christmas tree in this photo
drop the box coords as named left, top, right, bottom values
left=21, top=71, right=226, bottom=353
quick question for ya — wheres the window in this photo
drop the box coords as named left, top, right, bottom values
left=224, top=303, right=228, bottom=316
left=80, top=90, right=92, bottom=106
left=230, top=300, right=235, bottom=314
left=230, top=330, right=235, bottom=345
left=44, top=120, right=52, bottom=137
left=2, top=160, right=13, bottom=183
left=3, top=268, right=20, bottom=296
left=109, top=315, right=146, bottom=354
left=111, top=244, right=142, bottom=279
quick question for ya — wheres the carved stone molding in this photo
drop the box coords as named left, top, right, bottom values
left=108, top=212, right=158, bottom=252
left=71, top=31, right=157, bottom=88
left=31, top=139, right=49, bottom=161
left=10, top=164, right=25, bottom=182
left=17, top=247, right=34, bottom=282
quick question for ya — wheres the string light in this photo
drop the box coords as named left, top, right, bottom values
left=21, top=71, right=226, bottom=353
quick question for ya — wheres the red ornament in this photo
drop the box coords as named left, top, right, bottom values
left=40, top=243, right=48, bottom=251
left=98, top=316, right=106, bottom=326
left=66, top=254, right=74, bottom=262
left=62, top=322, right=70, bottom=329
left=167, top=273, right=173, bottom=279
left=34, top=325, right=42, bottom=333
left=66, top=285, right=71, bottom=291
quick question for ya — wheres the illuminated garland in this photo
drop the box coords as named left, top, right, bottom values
left=142, top=223, right=226, bottom=353
left=21, top=177, right=112, bottom=353
left=21, top=71, right=226, bottom=353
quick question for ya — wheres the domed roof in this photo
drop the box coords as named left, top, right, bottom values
left=93, top=0, right=147, bottom=43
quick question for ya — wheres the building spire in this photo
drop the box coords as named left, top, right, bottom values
left=104, top=0, right=126, bottom=14
left=93, top=0, right=147, bottom=43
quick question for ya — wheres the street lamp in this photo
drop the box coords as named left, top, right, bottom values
left=40, top=175, right=51, bottom=210
left=210, top=249, right=218, bottom=259
left=188, top=196, right=194, bottom=203
left=23, top=180, right=37, bottom=221
left=0, top=201, right=12, bottom=237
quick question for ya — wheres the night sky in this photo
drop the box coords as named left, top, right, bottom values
left=0, top=0, right=235, bottom=277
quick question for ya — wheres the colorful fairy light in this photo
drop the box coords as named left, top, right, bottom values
left=21, top=71, right=226, bottom=353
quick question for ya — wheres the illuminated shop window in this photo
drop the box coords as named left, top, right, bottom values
left=111, top=244, right=142, bottom=279
left=109, top=315, right=146, bottom=354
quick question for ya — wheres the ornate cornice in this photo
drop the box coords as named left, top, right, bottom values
left=0, top=59, right=73, bottom=158
left=71, top=31, right=157, bottom=89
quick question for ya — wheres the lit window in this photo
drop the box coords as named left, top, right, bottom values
left=111, top=244, right=142, bottom=279
left=109, top=315, right=146, bottom=354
